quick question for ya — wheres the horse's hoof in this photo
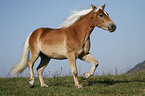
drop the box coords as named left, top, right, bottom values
left=83, top=73, right=90, bottom=79
left=29, top=83, right=34, bottom=88
left=41, top=84, right=49, bottom=87
left=78, top=83, right=83, bottom=88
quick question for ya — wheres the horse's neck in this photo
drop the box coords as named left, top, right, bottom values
left=71, top=12, right=95, bottom=42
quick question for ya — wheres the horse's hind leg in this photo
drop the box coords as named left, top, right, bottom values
left=28, top=53, right=39, bottom=88
left=37, top=53, right=50, bottom=87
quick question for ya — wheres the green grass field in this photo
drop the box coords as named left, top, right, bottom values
left=0, top=72, right=145, bottom=96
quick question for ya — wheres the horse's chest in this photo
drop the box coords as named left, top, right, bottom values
left=76, top=39, right=90, bottom=57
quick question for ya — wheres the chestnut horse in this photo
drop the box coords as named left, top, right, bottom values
left=11, top=4, right=116, bottom=88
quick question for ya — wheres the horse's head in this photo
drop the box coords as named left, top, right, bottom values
left=91, top=4, right=116, bottom=32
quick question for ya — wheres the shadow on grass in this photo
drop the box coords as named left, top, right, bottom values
left=80, top=75, right=145, bottom=87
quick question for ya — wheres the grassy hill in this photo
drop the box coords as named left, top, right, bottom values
left=128, top=60, right=145, bottom=75
left=0, top=72, right=145, bottom=96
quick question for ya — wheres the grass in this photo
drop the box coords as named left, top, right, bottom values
left=0, top=72, right=145, bottom=96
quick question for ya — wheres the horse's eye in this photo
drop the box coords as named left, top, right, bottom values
left=99, top=14, right=104, bottom=17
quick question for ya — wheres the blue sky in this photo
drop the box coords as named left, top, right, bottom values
left=0, top=0, right=145, bottom=77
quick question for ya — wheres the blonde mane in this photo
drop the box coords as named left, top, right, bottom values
left=60, top=7, right=93, bottom=28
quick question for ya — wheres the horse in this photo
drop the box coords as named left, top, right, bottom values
left=11, top=4, right=116, bottom=88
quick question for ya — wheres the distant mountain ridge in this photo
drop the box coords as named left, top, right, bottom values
left=128, top=60, right=145, bottom=74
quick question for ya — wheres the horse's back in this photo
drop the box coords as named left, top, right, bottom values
left=29, top=27, right=62, bottom=43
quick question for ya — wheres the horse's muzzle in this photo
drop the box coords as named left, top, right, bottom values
left=108, top=23, right=116, bottom=32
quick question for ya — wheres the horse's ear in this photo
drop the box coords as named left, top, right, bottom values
left=101, top=4, right=106, bottom=9
left=91, top=4, right=96, bottom=10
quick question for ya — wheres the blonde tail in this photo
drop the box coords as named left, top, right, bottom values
left=11, top=35, right=30, bottom=75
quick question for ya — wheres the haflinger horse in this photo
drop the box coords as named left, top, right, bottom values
left=11, top=4, right=116, bottom=88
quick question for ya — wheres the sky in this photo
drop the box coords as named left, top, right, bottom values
left=0, top=0, right=145, bottom=77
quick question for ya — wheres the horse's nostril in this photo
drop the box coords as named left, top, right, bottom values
left=108, top=23, right=116, bottom=32
left=111, top=24, right=116, bottom=30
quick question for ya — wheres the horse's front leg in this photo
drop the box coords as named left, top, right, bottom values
left=67, top=53, right=82, bottom=88
left=79, top=54, right=99, bottom=79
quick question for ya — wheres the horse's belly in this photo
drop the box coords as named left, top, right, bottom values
left=47, top=51, right=67, bottom=59
left=40, top=44, right=67, bottom=59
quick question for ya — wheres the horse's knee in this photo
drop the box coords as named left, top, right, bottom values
left=94, top=60, right=99, bottom=66
left=72, top=69, right=78, bottom=76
